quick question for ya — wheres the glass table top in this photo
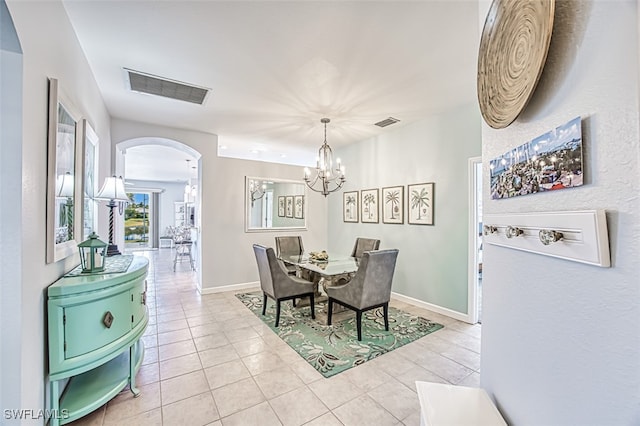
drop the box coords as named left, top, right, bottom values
left=281, top=253, right=359, bottom=276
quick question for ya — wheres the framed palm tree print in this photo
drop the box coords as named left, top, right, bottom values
left=294, top=195, right=304, bottom=219
left=360, top=188, right=379, bottom=223
left=278, top=196, right=285, bottom=217
left=382, top=186, right=404, bottom=224
left=343, top=191, right=359, bottom=222
left=408, top=182, right=434, bottom=225
left=285, top=196, right=294, bottom=218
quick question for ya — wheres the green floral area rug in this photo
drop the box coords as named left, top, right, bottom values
left=236, top=291, right=444, bottom=378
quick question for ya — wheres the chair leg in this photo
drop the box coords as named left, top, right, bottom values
left=262, top=293, right=267, bottom=316
left=383, top=303, right=389, bottom=331
left=292, top=298, right=297, bottom=307
left=356, top=311, right=362, bottom=341
left=327, top=298, right=333, bottom=325
left=275, top=300, right=281, bottom=327
left=173, top=246, right=178, bottom=271
left=309, top=293, right=315, bottom=319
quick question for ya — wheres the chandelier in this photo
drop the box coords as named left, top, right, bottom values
left=304, top=118, right=346, bottom=196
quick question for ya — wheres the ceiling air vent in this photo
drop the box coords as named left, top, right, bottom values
left=374, top=117, right=400, bottom=128
left=124, top=68, right=210, bottom=105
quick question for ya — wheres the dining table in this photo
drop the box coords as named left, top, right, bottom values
left=279, top=252, right=360, bottom=323
left=279, top=252, right=359, bottom=297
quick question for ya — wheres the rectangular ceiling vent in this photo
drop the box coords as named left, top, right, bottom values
left=374, top=117, right=400, bottom=128
left=124, top=68, right=210, bottom=105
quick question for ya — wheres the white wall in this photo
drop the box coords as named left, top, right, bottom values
left=6, top=0, right=113, bottom=421
left=328, top=104, right=481, bottom=316
left=111, top=119, right=328, bottom=291
left=480, top=1, right=640, bottom=424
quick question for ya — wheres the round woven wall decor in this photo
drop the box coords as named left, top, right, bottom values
left=477, top=0, right=555, bottom=129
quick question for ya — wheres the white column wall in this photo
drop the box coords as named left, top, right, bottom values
left=6, top=0, right=113, bottom=420
left=479, top=1, right=640, bottom=423
left=1, top=0, right=23, bottom=417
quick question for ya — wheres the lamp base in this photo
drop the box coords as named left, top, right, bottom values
left=106, top=244, right=121, bottom=257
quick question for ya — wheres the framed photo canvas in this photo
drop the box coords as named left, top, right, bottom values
left=294, top=195, right=304, bottom=219
left=489, top=116, right=583, bottom=199
left=382, top=186, right=404, bottom=224
left=408, top=182, right=434, bottom=225
left=360, top=188, right=379, bottom=223
left=343, top=191, right=359, bottom=222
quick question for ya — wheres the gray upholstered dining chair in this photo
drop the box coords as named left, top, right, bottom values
left=326, top=249, right=399, bottom=341
left=275, top=236, right=304, bottom=275
left=350, top=237, right=381, bottom=259
left=253, top=244, right=315, bottom=327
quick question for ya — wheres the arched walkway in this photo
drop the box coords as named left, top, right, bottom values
left=118, top=136, right=201, bottom=159
left=116, top=137, right=203, bottom=288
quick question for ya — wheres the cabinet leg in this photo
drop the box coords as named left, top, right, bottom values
left=129, top=345, right=141, bottom=397
left=50, top=380, right=60, bottom=426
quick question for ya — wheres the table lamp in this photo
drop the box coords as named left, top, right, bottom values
left=95, top=176, right=129, bottom=256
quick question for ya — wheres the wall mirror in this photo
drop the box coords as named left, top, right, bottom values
left=82, top=119, right=99, bottom=240
left=46, top=78, right=82, bottom=263
left=245, top=176, right=307, bottom=232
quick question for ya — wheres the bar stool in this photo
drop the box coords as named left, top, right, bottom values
left=173, top=239, right=194, bottom=271
left=172, top=226, right=194, bottom=271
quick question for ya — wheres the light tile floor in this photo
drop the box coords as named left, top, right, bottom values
left=70, top=249, right=481, bottom=426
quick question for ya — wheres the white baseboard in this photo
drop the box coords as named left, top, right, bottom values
left=199, top=281, right=260, bottom=295
left=391, top=291, right=473, bottom=324
left=198, top=283, right=473, bottom=324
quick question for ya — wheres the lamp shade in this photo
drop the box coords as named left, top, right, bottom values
left=95, top=176, right=129, bottom=201
left=56, top=172, right=75, bottom=198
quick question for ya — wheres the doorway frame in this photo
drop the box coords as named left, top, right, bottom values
left=467, top=156, right=482, bottom=324
left=124, top=190, right=154, bottom=250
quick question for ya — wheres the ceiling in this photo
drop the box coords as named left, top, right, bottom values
left=62, top=1, right=481, bottom=182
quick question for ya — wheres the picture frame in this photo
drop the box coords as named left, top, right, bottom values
left=294, top=195, right=304, bottom=219
left=382, top=186, right=404, bottom=224
left=489, top=116, right=583, bottom=199
left=46, top=78, right=83, bottom=263
left=343, top=191, right=359, bottom=223
left=285, top=196, right=294, bottom=218
left=278, top=196, right=285, bottom=217
left=360, top=188, right=379, bottom=223
left=82, top=119, right=99, bottom=240
left=408, top=182, right=434, bottom=225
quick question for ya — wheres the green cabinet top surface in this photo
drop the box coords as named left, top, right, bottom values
left=48, top=256, right=149, bottom=297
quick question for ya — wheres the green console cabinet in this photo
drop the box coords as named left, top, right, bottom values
left=47, top=256, right=149, bottom=425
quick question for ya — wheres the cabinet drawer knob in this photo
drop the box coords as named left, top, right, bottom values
left=103, top=311, right=114, bottom=328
